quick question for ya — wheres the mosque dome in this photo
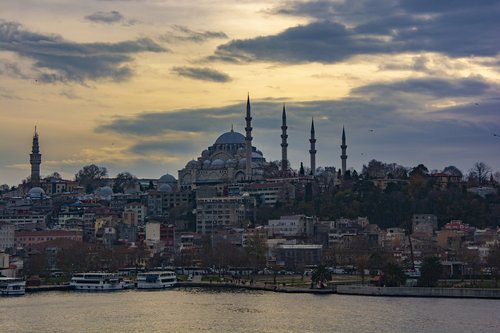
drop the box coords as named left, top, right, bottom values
left=252, top=152, right=263, bottom=158
left=211, top=159, right=225, bottom=169
left=159, top=173, right=176, bottom=183
left=238, top=158, right=247, bottom=169
left=28, top=187, right=45, bottom=198
left=158, top=183, right=173, bottom=193
left=203, top=160, right=211, bottom=169
left=237, top=147, right=245, bottom=156
left=201, top=149, right=210, bottom=158
left=186, top=160, right=198, bottom=169
left=226, top=159, right=237, bottom=168
left=98, top=186, right=113, bottom=197
left=215, top=131, right=245, bottom=145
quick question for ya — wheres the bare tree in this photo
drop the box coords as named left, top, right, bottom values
left=468, top=162, right=492, bottom=185
left=75, top=164, right=108, bottom=193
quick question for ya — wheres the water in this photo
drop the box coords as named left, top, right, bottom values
left=1, top=288, right=499, bottom=333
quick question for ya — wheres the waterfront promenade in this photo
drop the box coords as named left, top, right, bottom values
left=25, top=278, right=500, bottom=299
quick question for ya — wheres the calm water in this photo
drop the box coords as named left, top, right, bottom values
left=1, top=288, right=499, bottom=333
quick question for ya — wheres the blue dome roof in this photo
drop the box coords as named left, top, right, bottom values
left=215, top=131, right=245, bottom=145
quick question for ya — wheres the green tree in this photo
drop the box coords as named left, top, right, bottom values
left=419, top=257, right=442, bottom=287
left=381, top=263, right=406, bottom=287
left=311, top=265, right=331, bottom=288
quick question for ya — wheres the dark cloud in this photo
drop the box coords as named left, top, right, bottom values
left=130, top=139, right=200, bottom=155
left=160, top=25, right=228, bottom=43
left=0, top=20, right=166, bottom=82
left=211, top=1, right=500, bottom=64
left=378, top=56, right=429, bottom=72
left=353, top=77, right=491, bottom=98
left=85, top=11, right=129, bottom=24
left=171, top=66, right=231, bottom=82
left=210, top=21, right=390, bottom=64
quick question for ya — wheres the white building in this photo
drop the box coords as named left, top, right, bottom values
left=145, top=222, right=161, bottom=242
left=267, top=215, right=316, bottom=237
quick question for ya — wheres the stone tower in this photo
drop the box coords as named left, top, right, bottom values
left=281, top=104, right=288, bottom=173
left=30, top=127, right=42, bottom=187
left=245, top=95, right=253, bottom=180
left=309, top=118, right=316, bottom=176
left=341, top=126, right=347, bottom=176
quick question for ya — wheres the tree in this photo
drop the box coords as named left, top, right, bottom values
left=311, top=265, right=331, bottom=288
left=419, top=257, right=441, bottom=287
left=468, top=162, right=492, bottom=185
left=113, top=172, right=137, bottom=193
left=442, top=166, right=463, bottom=179
left=0, top=184, right=10, bottom=194
left=244, top=234, right=268, bottom=270
left=362, top=159, right=386, bottom=179
left=45, top=172, right=62, bottom=180
left=410, top=164, right=429, bottom=178
left=75, top=164, right=108, bottom=193
left=381, top=263, right=406, bottom=287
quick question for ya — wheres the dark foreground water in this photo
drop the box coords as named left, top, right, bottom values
left=1, top=288, right=499, bottom=333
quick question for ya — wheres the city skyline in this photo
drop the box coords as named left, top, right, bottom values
left=1, top=1, right=500, bottom=186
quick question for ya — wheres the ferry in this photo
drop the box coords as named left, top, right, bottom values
left=136, top=271, right=177, bottom=289
left=70, top=272, right=125, bottom=291
left=0, top=277, right=26, bottom=296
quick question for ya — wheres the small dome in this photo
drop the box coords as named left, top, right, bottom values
left=203, top=160, right=211, bottom=169
left=28, top=187, right=45, bottom=198
left=226, top=159, right=237, bottom=168
left=99, top=186, right=113, bottom=196
left=186, top=160, right=198, bottom=169
left=159, top=173, right=176, bottom=183
left=215, top=131, right=245, bottom=145
left=238, top=158, right=247, bottom=168
left=201, top=149, right=209, bottom=158
left=252, top=152, right=263, bottom=158
left=237, top=147, right=245, bottom=155
left=158, top=183, right=173, bottom=193
left=211, top=159, right=225, bottom=169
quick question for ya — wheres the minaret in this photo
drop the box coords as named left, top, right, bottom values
left=309, top=118, right=316, bottom=176
left=341, top=126, right=347, bottom=176
left=245, top=95, right=253, bottom=180
left=30, top=126, right=42, bottom=187
left=281, top=104, right=288, bottom=174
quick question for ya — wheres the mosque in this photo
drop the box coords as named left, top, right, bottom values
left=177, top=96, right=348, bottom=188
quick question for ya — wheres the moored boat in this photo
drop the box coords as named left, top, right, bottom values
left=70, top=273, right=125, bottom=291
left=0, top=277, right=26, bottom=296
left=136, top=271, right=177, bottom=289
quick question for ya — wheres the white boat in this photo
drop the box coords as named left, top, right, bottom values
left=70, top=273, right=125, bottom=291
left=136, top=271, right=177, bottom=289
left=0, top=277, right=26, bottom=296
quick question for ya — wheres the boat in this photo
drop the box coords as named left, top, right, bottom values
left=70, top=273, right=125, bottom=291
left=136, top=271, right=177, bottom=289
left=0, top=277, right=26, bottom=296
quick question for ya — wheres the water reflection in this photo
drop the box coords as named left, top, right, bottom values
left=1, top=290, right=499, bottom=333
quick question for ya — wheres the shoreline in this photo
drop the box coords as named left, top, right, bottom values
left=25, top=283, right=500, bottom=299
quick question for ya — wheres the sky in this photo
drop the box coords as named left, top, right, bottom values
left=1, top=0, right=500, bottom=186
